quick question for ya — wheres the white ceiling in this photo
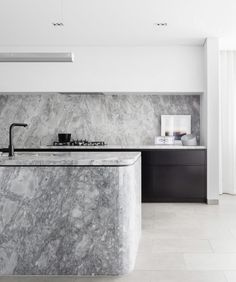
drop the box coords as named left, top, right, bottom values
left=0, top=0, right=236, bottom=47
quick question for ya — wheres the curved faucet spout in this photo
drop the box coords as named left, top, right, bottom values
left=9, top=123, right=28, bottom=157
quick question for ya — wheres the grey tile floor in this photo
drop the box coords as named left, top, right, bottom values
left=1, top=194, right=236, bottom=282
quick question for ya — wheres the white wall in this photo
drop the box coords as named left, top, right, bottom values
left=0, top=46, right=204, bottom=93
left=202, top=38, right=220, bottom=204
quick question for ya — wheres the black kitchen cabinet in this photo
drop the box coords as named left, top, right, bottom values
left=142, top=150, right=207, bottom=203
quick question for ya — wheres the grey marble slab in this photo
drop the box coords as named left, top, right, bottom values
left=0, top=156, right=141, bottom=275
left=0, top=93, right=200, bottom=147
left=0, top=152, right=141, bottom=166
left=40, top=145, right=206, bottom=150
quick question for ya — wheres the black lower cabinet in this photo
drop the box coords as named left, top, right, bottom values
left=142, top=150, right=207, bottom=203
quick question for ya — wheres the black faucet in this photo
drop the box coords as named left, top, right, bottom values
left=9, top=123, right=28, bottom=157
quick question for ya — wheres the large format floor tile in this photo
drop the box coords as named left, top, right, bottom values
left=209, top=239, right=236, bottom=252
left=139, top=238, right=212, bottom=253
left=149, top=271, right=227, bottom=282
left=224, top=271, right=236, bottom=282
left=135, top=253, right=186, bottom=270
left=184, top=253, right=236, bottom=270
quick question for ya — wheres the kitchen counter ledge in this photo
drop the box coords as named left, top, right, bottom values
left=0, top=145, right=206, bottom=153
left=42, top=145, right=206, bottom=150
left=0, top=151, right=141, bottom=166
left=0, top=145, right=206, bottom=151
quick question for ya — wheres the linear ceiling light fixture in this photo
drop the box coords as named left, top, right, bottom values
left=0, top=52, right=74, bottom=62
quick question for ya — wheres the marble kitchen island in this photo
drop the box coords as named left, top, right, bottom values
left=0, top=151, right=141, bottom=276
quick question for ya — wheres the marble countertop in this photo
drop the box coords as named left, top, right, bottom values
left=0, top=151, right=141, bottom=166
left=40, top=144, right=206, bottom=150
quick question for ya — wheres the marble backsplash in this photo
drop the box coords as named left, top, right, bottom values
left=0, top=93, right=200, bottom=147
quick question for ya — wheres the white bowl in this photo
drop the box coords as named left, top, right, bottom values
left=181, top=134, right=197, bottom=146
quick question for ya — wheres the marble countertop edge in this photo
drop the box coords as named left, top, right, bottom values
left=39, top=145, right=207, bottom=150
left=0, top=152, right=141, bottom=167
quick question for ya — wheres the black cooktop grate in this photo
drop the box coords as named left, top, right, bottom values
left=52, top=140, right=106, bottom=146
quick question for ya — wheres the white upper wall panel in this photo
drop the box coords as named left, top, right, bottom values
left=0, top=46, right=204, bottom=92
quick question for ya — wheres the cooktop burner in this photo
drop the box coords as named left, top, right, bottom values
left=53, top=139, right=106, bottom=146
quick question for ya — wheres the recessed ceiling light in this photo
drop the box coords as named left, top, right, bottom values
left=154, top=23, right=168, bottom=27
left=52, top=22, right=64, bottom=27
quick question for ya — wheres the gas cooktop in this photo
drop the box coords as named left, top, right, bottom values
left=52, top=139, right=106, bottom=146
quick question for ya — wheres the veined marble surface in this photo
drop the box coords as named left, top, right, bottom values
left=0, top=152, right=141, bottom=166
left=41, top=144, right=206, bottom=150
left=0, top=157, right=141, bottom=275
left=0, top=93, right=200, bottom=147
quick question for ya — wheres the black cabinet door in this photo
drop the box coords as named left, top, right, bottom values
left=142, top=150, right=207, bottom=203
left=142, top=165, right=206, bottom=202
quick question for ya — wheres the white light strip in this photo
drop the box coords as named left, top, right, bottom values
left=0, top=52, right=74, bottom=62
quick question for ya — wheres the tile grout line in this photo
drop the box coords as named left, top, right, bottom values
left=208, top=238, right=216, bottom=253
